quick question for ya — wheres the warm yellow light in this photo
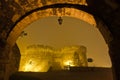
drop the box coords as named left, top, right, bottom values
left=33, top=67, right=42, bottom=72
left=24, top=64, right=33, bottom=71
left=24, top=63, right=44, bottom=72
left=64, top=60, right=74, bottom=66
left=19, top=45, right=88, bottom=72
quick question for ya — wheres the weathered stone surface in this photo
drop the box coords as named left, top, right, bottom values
left=0, top=0, right=120, bottom=80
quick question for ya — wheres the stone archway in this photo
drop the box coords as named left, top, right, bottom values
left=0, top=1, right=115, bottom=80
left=7, top=4, right=113, bottom=76
left=6, top=4, right=112, bottom=47
left=0, top=0, right=112, bottom=55
left=7, top=7, right=97, bottom=47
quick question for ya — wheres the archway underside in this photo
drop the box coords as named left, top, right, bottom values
left=7, top=7, right=96, bottom=46
left=0, top=0, right=119, bottom=80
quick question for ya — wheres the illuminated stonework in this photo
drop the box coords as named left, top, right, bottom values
left=19, top=45, right=88, bottom=72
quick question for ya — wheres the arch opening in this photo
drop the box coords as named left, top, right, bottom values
left=0, top=1, right=115, bottom=80
left=16, top=16, right=112, bottom=72
left=5, top=6, right=112, bottom=76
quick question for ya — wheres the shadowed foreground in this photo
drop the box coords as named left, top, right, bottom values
left=10, top=67, right=113, bottom=80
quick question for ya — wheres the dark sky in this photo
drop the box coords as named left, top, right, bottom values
left=17, top=16, right=111, bottom=67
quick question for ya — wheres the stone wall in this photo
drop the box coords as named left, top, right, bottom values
left=0, top=0, right=120, bottom=80
left=19, top=45, right=87, bottom=72
left=0, top=44, right=20, bottom=80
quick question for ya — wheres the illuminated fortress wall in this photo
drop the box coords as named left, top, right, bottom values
left=19, top=45, right=88, bottom=72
